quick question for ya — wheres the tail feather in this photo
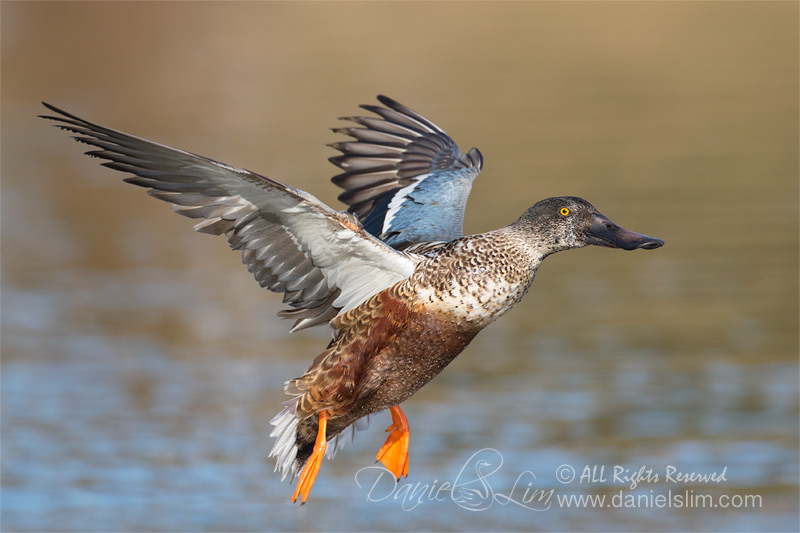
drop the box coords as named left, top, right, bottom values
left=268, top=395, right=373, bottom=480
left=268, top=397, right=301, bottom=481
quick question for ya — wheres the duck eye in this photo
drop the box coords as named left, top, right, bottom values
left=559, top=207, right=571, bottom=216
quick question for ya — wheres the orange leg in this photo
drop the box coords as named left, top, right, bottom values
left=375, top=405, right=410, bottom=479
left=291, top=410, right=328, bottom=504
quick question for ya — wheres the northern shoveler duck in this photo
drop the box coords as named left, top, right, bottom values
left=41, top=96, right=663, bottom=503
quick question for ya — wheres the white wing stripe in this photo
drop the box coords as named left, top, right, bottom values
left=382, top=173, right=430, bottom=233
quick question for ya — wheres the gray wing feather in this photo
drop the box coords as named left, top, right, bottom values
left=41, top=103, right=419, bottom=331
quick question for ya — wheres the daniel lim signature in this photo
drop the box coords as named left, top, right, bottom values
left=354, top=448, right=553, bottom=511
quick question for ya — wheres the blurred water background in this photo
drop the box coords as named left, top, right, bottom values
left=2, top=2, right=797, bottom=532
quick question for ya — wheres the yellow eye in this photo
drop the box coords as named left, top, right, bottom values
left=560, top=207, right=571, bottom=216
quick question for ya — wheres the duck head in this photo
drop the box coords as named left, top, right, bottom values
left=513, top=196, right=664, bottom=255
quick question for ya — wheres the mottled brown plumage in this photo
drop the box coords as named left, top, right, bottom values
left=290, top=278, right=480, bottom=466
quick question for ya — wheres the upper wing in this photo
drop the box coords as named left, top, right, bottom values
left=329, top=95, right=483, bottom=250
left=41, top=103, right=420, bottom=331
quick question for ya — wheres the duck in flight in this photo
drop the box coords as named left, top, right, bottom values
left=41, top=96, right=663, bottom=504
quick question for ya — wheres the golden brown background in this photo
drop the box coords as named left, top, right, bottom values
left=2, top=2, right=797, bottom=531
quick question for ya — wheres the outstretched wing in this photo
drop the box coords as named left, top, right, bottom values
left=41, top=103, right=420, bottom=331
left=330, top=95, right=483, bottom=250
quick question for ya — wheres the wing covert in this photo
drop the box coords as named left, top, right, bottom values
left=330, top=95, right=483, bottom=250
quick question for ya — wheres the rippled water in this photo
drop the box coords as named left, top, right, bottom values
left=2, top=2, right=798, bottom=532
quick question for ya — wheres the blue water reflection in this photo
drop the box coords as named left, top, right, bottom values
left=3, top=270, right=797, bottom=530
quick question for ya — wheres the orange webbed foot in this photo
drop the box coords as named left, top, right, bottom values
left=376, top=405, right=410, bottom=479
left=291, top=410, right=328, bottom=504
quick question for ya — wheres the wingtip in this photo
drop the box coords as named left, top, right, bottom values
left=375, top=95, right=413, bottom=115
left=39, top=102, right=63, bottom=121
left=40, top=101, right=67, bottom=117
left=38, top=102, right=91, bottom=126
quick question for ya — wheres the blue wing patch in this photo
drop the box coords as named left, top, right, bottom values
left=330, top=96, right=483, bottom=250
